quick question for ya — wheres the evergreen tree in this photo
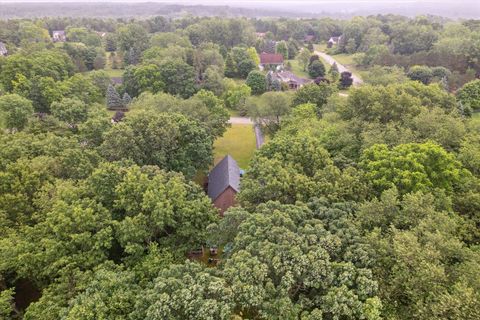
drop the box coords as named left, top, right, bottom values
left=266, top=71, right=273, bottom=91
left=265, top=40, right=276, bottom=54
left=125, top=47, right=140, bottom=66
left=122, top=92, right=132, bottom=107
left=287, top=39, right=299, bottom=59
left=339, top=71, right=354, bottom=89
left=225, top=52, right=237, bottom=78
left=106, top=84, right=124, bottom=110
left=272, top=79, right=282, bottom=91
left=309, top=54, right=320, bottom=67
left=275, top=41, right=289, bottom=59
left=308, top=60, right=326, bottom=78
left=329, top=62, right=340, bottom=82
left=105, top=34, right=117, bottom=52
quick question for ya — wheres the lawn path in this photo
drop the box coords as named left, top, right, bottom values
left=228, top=117, right=254, bottom=124
left=254, top=124, right=265, bottom=149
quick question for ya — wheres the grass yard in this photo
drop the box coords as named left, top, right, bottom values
left=214, top=124, right=256, bottom=169
left=102, top=51, right=124, bottom=78
left=472, top=112, right=480, bottom=124
left=313, top=44, right=367, bottom=81
left=327, top=52, right=367, bottom=80
left=288, top=59, right=310, bottom=79
left=228, top=109, right=240, bottom=117
left=104, top=69, right=124, bottom=77
left=314, top=43, right=328, bottom=52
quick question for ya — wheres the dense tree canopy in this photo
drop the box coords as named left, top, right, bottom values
left=0, top=12, right=479, bottom=320
left=100, top=111, right=213, bottom=178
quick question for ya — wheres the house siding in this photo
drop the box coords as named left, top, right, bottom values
left=213, top=186, right=237, bottom=216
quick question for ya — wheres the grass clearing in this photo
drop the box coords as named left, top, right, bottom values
left=214, top=124, right=256, bottom=169
left=314, top=43, right=328, bottom=52
left=472, top=112, right=480, bottom=124
left=104, top=69, right=124, bottom=77
left=228, top=109, right=240, bottom=117
left=288, top=59, right=310, bottom=79
left=313, top=44, right=366, bottom=81
left=328, top=53, right=366, bottom=79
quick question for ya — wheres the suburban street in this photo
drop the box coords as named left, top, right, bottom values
left=314, top=50, right=363, bottom=86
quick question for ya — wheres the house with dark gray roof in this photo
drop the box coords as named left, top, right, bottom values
left=270, top=71, right=312, bottom=90
left=207, top=155, right=240, bottom=215
left=0, top=42, right=7, bottom=56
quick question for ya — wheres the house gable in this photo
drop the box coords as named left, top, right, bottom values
left=207, top=155, right=241, bottom=215
left=259, top=52, right=284, bottom=65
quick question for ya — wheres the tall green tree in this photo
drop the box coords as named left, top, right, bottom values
left=247, top=91, right=292, bottom=135
left=360, top=142, right=469, bottom=195
left=100, top=111, right=212, bottom=178
left=245, top=70, right=266, bottom=95
left=0, top=94, right=34, bottom=132
left=308, top=59, right=326, bottom=78
left=457, top=79, right=480, bottom=112
left=158, top=59, right=196, bottom=98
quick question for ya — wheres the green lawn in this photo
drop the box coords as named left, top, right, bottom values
left=228, top=109, right=240, bottom=117
left=102, top=51, right=124, bottom=78
left=314, top=43, right=328, bottom=52
left=0, top=112, right=4, bottom=130
left=104, top=69, right=124, bottom=77
left=472, top=112, right=480, bottom=124
left=326, top=52, right=368, bottom=80
left=288, top=59, right=310, bottom=79
left=213, top=124, right=256, bottom=169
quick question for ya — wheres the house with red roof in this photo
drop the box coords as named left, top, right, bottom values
left=259, top=52, right=284, bottom=71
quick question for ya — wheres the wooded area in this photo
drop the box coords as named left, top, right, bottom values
left=0, top=11, right=479, bottom=320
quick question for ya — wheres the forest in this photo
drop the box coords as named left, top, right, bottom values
left=0, top=12, right=479, bottom=320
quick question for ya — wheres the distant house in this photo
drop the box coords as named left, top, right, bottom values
left=259, top=52, right=284, bottom=71
left=52, top=30, right=66, bottom=42
left=0, top=42, right=7, bottom=56
left=270, top=71, right=312, bottom=90
left=207, top=155, right=241, bottom=215
left=327, top=36, right=342, bottom=48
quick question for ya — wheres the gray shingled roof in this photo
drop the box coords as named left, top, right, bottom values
left=207, top=155, right=240, bottom=201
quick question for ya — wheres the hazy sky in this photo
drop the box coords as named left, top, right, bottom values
left=2, top=0, right=478, bottom=18
left=0, top=0, right=475, bottom=2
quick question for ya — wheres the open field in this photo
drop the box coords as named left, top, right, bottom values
left=328, top=53, right=368, bottom=79
left=104, top=69, right=124, bottom=77
left=472, top=112, right=480, bottom=124
left=213, top=124, right=256, bottom=169
left=288, top=59, right=310, bottom=79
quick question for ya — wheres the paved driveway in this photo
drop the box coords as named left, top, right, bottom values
left=315, top=50, right=363, bottom=86
left=228, top=117, right=253, bottom=124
